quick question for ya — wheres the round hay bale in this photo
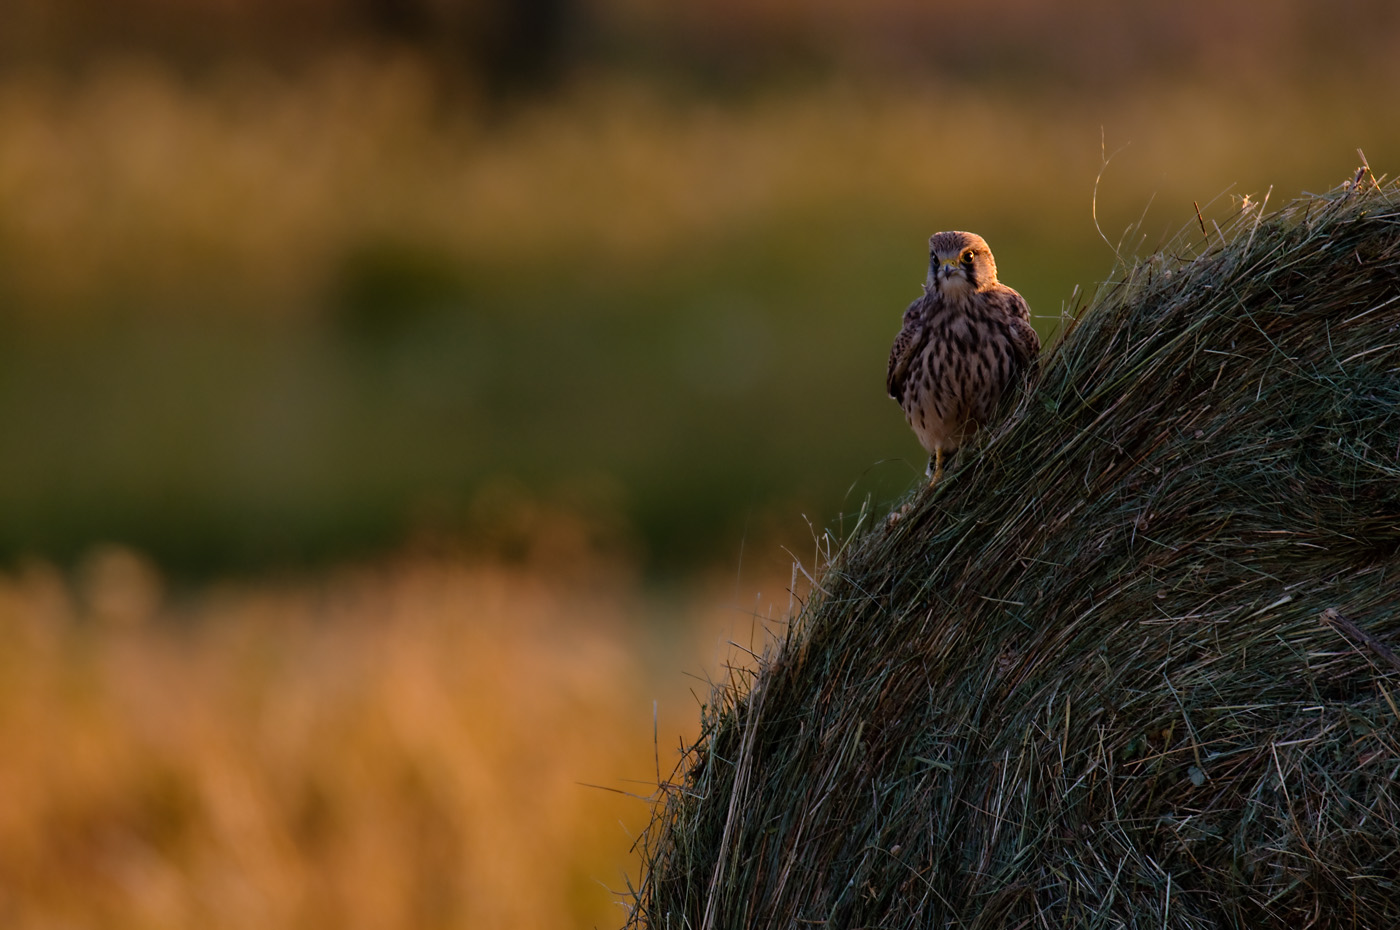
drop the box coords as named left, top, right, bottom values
left=629, top=175, right=1400, bottom=929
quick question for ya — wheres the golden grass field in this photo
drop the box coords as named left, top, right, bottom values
left=1, top=55, right=1386, bottom=321
left=0, top=538, right=794, bottom=929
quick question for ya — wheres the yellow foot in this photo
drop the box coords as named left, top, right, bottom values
left=927, top=448, right=945, bottom=487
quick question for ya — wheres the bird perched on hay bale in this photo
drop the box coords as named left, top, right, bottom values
left=887, top=231, right=1040, bottom=486
left=631, top=173, right=1400, bottom=930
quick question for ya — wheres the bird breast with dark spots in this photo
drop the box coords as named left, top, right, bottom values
left=903, top=308, right=1019, bottom=453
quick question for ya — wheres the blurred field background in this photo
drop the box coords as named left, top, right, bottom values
left=1, top=0, right=1398, bottom=926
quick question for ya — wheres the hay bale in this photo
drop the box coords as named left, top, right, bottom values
left=629, top=174, right=1400, bottom=929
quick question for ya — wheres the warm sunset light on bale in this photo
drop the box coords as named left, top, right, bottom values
left=632, top=177, right=1400, bottom=929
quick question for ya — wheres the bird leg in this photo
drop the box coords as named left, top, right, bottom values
left=928, top=448, right=944, bottom=487
left=889, top=448, right=945, bottom=529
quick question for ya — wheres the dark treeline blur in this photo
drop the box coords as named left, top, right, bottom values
left=7, top=0, right=1399, bottom=92
left=3, top=0, right=1398, bottom=577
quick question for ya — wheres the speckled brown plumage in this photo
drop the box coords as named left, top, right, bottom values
left=887, top=231, right=1039, bottom=485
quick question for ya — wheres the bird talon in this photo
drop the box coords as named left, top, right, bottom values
left=927, top=449, right=945, bottom=487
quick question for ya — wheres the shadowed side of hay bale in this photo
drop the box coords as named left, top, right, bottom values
left=630, top=176, right=1400, bottom=929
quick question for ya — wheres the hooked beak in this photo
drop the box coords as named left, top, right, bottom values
left=927, top=255, right=966, bottom=290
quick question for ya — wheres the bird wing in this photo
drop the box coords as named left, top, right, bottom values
left=886, top=296, right=927, bottom=400
left=995, top=286, right=1041, bottom=370
left=1010, top=315, right=1041, bottom=373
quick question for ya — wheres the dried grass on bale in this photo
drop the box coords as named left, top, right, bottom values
left=628, top=173, right=1400, bottom=929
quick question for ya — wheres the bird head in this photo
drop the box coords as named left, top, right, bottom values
left=925, top=231, right=998, bottom=296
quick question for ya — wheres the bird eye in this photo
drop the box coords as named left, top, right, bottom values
left=961, top=249, right=976, bottom=264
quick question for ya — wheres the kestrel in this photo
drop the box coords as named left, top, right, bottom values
left=887, top=231, right=1040, bottom=486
